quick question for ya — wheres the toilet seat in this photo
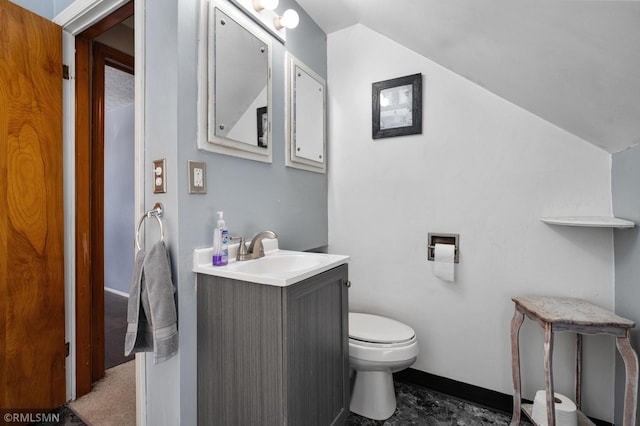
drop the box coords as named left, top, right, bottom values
left=349, top=312, right=415, bottom=344
left=349, top=337, right=416, bottom=349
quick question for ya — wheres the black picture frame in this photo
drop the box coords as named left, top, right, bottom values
left=257, top=106, right=268, bottom=148
left=372, top=73, right=422, bottom=139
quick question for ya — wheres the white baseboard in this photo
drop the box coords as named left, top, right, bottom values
left=104, top=286, right=130, bottom=298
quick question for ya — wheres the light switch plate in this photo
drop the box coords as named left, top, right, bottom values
left=188, top=161, right=206, bottom=194
left=153, top=159, right=166, bottom=193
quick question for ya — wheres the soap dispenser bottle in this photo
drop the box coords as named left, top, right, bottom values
left=212, top=211, right=229, bottom=266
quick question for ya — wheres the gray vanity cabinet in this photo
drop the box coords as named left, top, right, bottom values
left=197, top=264, right=349, bottom=426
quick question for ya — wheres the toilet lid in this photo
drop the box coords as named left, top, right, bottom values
left=349, top=312, right=415, bottom=344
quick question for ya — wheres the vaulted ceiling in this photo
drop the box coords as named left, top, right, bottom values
left=296, top=0, right=640, bottom=153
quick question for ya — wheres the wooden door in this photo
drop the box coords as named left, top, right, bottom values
left=0, top=0, right=65, bottom=411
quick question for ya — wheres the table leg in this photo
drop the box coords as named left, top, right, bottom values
left=616, top=334, right=638, bottom=426
left=543, top=322, right=556, bottom=426
left=510, top=308, right=525, bottom=426
left=575, top=334, right=582, bottom=410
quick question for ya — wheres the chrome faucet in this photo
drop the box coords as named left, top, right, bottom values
left=234, top=230, right=277, bottom=261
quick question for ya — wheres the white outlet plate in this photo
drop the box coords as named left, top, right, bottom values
left=188, top=160, right=206, bottom=194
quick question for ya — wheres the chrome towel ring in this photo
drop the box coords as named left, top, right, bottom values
left=135, top=203, right=164, bottom=251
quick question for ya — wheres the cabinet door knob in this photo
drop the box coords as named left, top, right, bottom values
left=344, top=280, right=351, bottom=288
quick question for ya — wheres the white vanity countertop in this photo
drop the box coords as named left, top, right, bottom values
left=193, top=239, right=349, bottom=287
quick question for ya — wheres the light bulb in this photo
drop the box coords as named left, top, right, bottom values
left=253, top=0, right=278, bottom=12
left=274, top=9, right=299, bottom=30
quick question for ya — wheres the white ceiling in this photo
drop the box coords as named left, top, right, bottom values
left=296, top=0, right=640, bottom=153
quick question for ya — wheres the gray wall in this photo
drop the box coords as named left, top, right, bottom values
left=175, top=0, right=328, bottom=252
left=612, top=143, right=640, bottom=426
left=143, top=0, right=328, bottom=423
left=104, top=103, right=135, bottom=295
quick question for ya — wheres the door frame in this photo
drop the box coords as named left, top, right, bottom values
left=90, top=40, right=135, bottom=383
left=54, top=0, right=146, bottom=423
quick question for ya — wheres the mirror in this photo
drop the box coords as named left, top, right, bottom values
left=285, top=53, right=326, bottom=173
left=198, top=2, right=273, bottom=163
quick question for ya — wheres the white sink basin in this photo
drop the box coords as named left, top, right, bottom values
left=229, top=254, right=322, bottom=275
left=193, top=239, right=349, bottom=286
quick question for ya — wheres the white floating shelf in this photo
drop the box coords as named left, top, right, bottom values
left=540, top=216, right=635, bottom=229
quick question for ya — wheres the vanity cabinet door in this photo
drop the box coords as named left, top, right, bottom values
left=283, top=264, right=349, bottom=426
left=197, top=277, right=285, bottom=425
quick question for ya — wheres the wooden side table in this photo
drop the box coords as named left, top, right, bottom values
left=510, top=296, right=638, bottom=426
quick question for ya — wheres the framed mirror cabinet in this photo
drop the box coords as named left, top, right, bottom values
left=285, top=52, right=327, bottom=173
left=198, top=0, right=273, bottom=163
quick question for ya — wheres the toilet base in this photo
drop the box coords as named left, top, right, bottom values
left=350, top=370, right=396, bottom=420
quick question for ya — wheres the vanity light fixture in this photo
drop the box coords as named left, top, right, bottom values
left=227, top=0, right=297, bottom=42
left=252, top=0, right=278, bottom=12
left=274, top=9, right=299, bottom=30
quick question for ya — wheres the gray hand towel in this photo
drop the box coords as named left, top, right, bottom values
left=125, top=249, right=150, bottom=354
left=125, top=241, right=178, bottom=364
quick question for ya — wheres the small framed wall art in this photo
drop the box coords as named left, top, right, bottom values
left=372, top=73, right=422, bottom=139
left=256, top=106, right=268, bottom=148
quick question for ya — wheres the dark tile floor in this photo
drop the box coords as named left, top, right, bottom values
left=345, top=381, right=521, bottom=426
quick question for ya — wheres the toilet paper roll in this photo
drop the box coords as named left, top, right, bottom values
left=531, top=390, right=577, bottom=426
left=432, top=243, right=455, bottom=282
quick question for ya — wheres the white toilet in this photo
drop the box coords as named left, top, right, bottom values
left=348, top=312, right=419, bottom=420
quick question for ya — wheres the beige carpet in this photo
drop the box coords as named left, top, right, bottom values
left=70, top=361, right=136, bottom=426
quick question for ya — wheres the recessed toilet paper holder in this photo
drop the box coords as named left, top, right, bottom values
left=427, top=233, right=459, bottom=263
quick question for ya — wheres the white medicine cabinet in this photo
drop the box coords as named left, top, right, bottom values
left=197, top=0, right=273, bottom=163
left=285, top=52, right=327, bottom=173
